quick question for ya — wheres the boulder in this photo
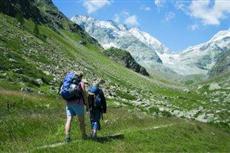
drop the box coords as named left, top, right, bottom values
left=34, top=78, right=43, bottom=86
left=197, top=85, right=203, bottom=90
left=21, top=87, right=33, bottom=93
left=209, top=82, right=221, bottom=91
left=195, top=113, right=208, bottom=123
left=207, top=113, right=214, bottom=121
left=183, top=88, right=190, bottom=93
left=43, top=70, right=50, bottom=76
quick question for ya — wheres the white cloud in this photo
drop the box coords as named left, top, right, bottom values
left=140, top=6, right=151, bottom=11
left=189, top=24, right=199, bottom=31
left=175, top=1, right=188, bottom=12
left=124, top=15, right=139, bottom=26
left=83, top=0, right=112, bottom=14
left=165, top=12, right=175, bottom=21
left=154, top=0, right=165, bottom=7
left=189, top=0, right=230, bottom=25
left=114, top=11, right=139, bottom=27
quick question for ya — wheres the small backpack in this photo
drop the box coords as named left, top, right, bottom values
left=88, top=86, right=102, bottom=108
left=60, top=72, right=82, bottom=100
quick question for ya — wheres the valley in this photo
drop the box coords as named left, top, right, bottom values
left=0, top=0, right=229, bottom=152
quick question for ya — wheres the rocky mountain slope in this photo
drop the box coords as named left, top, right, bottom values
left=72, top=15, right=230, bottom=77
left=162, top=30, right=230, bottom=75
left=208, top=49, right=230, bottom=77
left=0, top=0, right=100, bottom=46
left=71, top=15, right=164, bottom=72
left=0, top=0, right=151, bottom=77
left=104, top=47, right=149, bottom=76
left=0, top=0, right=229, bottom=146
left=0, top=0, right=186, bottom=109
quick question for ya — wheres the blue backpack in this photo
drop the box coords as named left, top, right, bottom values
left=60, top=72, right=82, bottom=100
left=88, top=86, right=102, bottom=108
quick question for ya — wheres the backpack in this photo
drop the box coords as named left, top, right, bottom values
left=88, top=86, right=102, bottom=108
left=60, top=72, right=82, bottom=100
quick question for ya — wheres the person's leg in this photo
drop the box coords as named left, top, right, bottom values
left=91, top=121, right=97, bottom=138
left=65, top=115, right=72, bottom=142
left=90, top=110, right=96, bottom=138
left=91, top=110, right=101, bottom=138
left=96, top=110, right=101, bottom=131
left=77, top=115, right=87, bottom=139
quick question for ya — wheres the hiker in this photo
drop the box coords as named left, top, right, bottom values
left=88, top=79, right=107, bottom=138
left=59, top=71, right=88, bottom=142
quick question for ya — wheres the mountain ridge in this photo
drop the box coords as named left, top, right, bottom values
left=0, top=1, right=230, bottom=152
left=71, top=15, right=165, bottom=74
left=72, top=15, right=230, bottom=76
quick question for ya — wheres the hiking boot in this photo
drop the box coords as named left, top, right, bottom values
left=82, top=134, right=88, bottom=140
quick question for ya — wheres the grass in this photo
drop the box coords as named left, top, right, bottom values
left=0, top=14, right=53, bottom=86
left=0, top=13, right=202, bottom=99
left=0, top=12, right=230, bottom=152
left=1, top=12, right=229, bottom=119
left=0, top=89, right=229, bottom=153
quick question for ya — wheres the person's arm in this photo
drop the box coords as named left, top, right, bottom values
left=81, top=82, right=89, bottom=110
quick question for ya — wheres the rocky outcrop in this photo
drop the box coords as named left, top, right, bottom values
left=208, top=49, right=230, bottom=77
left=104, top=47, right=149, bottom=76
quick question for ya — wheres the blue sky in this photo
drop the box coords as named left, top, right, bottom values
left=53, top=0, right=230, bottom=52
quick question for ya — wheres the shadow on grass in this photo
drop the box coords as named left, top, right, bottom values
left=93, top=133, right=124, bottom=143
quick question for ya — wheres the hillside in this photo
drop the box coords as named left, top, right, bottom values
left=1, top=11, right=225, bottom=127
left=104, top=47, right=149, bottom=76
left=0, top=0, right=97, bottom=38
left=73, top=15, right=230, bottom=77
left=0, top=0, right=230, bottom=152
left=209, top=49, right=230, bottom=77
left=71, top=15, right=164, bottom=72
left=0, top=0, right=229, bottom=127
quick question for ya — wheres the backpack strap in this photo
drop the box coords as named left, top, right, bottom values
left=88, top=92, right=96, bottom=109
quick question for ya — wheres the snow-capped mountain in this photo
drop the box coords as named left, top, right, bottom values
left=71, top=15, right=170, bottom=71
left=71, top=15, right=230, bottom=76
left=128, top=27, right=170, bottom=54
left=161, top=29, right=230, bottom=75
